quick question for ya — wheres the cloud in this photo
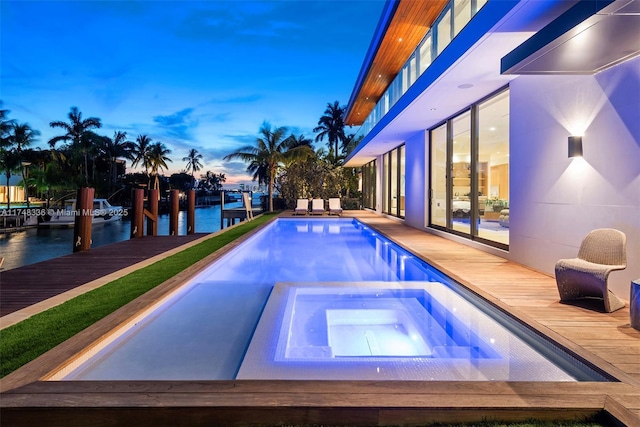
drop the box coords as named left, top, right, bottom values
left=154, top=108, right=194, bottom=126
left=221, top=161, right=253, bottom=176
left=222, top=132, right=259, bottom=146
left=174, top=3, right=304, bottom=47
left=209, top=94, right=263, bottom=104
left=237, top=20, right=303, bottom=38
left=152, top=108, right=198, bottom=140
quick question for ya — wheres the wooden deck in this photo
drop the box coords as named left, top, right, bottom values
left=0, top=234, right=208, bottom=320
left=1, top=212, right=639, bottom=426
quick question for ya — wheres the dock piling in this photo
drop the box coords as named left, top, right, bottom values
left=146, top=189, right=159, bottom=236
left=187, top=190, right=195, bottom=234
left=130, top=189, right=144, bottom=238
left=72, top=187, right=94, bottom=253
left=169, top=189, right=179, bottom=236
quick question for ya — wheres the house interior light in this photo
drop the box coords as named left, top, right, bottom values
left=568, top=135, right=583, bottom=158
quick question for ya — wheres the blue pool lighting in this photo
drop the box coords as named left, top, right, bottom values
left=52, top=219, right=611, bottom=382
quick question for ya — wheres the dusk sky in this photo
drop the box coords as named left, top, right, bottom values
left=1, top=0, right=385, bottom=185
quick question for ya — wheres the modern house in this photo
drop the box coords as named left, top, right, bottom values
left=344, top=0, right=639, bottom=298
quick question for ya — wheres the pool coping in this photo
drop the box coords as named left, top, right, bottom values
left=1, top=212, right=639, bottom=425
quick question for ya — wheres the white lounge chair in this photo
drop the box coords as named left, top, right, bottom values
left=293, top=199, right=308, bottom=215
left=555, top=228, right=627, bottom=312
left=328, top=198, right=343, bottom=216
left=311, top=199, right=325, bottom=215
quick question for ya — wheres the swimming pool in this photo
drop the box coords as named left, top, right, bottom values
left=51, top=218, right=609, bottom=382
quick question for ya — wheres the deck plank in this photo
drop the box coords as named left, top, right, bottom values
left=0, top=234, right=208, bottom=317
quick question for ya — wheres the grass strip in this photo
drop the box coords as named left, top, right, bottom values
left=0, top=213, right=277, bottom=378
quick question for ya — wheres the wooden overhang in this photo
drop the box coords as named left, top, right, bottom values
left=344, top=0, right=449, bottom=126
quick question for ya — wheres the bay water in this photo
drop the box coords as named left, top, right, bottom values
left=0, top=201, right=242, bottom=271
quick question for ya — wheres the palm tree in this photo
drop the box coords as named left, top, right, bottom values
left=49, top=106, right=102, bottom=186
left=10, top=123, right=40, bottom=207
left=287, top=134, right=313, bottom=149
left=313, top=101, right=347, bottom=157
left=26, top=148, right=65, bottom=205
left=0, top=148, right=20, bottom=209
left=224, top=122, right=310, bottom=212
left=182, top=148, right=203, bottom=187
left=100, top=131, right=134, bottom=193
left=131, top=134, right=153, bottom=176
left=148, top=142, right=172, bottom=191
left=0, top=102, right=15, bottom=149
left=200, top=171, right=226, bottom=191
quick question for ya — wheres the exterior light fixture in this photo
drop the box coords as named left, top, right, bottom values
left=568, top=135, right=583, bottom=158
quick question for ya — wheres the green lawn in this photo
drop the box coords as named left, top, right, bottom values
left=0, top=213, right=277, bottom=378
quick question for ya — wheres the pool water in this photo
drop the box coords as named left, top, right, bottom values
left=53, top=219, right=610, bottom=382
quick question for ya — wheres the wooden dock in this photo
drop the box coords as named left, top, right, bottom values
left=0, top=234, right=207, bottom=318
left=221, top=207, right=262, bottom=227
left=220, top=191, right=262, bottom=228
left=1, top=211, right=638, bottom=426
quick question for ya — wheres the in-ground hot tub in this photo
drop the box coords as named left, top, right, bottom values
left=236, top=282, right=582, bottom=381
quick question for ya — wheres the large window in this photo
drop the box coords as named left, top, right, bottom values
left=383, top=146, right=405, bottom=218
left=390, top=148, right=398, bottom=214
left=451, top=110, right=471, bottom=235
left=477, top=90, right=509, bottom=246
left=362, top=160, right=376, bottom=210
left=383, top=154, right=389, bottom=213
left=436, top=8, right=452, bottom=56
left=430, top=124, right=447, bottom=227
left=347, top=0, right=488, bottom=149
left=428, top=89, right=509, bottom=249
left=399, top=145, right=406, bottom=217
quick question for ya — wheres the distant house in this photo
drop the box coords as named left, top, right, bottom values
left=344, top=1, right=639, bottom=297
left=0, top=172, right=25, bottom=205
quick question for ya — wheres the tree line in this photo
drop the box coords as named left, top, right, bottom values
left=0, top=100, right=359, bottom=211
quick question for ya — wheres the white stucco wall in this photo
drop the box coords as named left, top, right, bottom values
left=508, top=56, right=640, bottom=297
left=404, top=130, right=427, bottom=229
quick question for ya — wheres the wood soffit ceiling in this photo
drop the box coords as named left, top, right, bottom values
left=345, top=0, right=449, bottom=125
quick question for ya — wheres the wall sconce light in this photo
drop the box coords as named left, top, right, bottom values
left=568, top=136, right=583, bottom=158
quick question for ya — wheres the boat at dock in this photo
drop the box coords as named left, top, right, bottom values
left=39, top=199, right=125, bottom=228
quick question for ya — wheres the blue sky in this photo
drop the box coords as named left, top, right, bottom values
left=1, top=0, right=384, bottom=184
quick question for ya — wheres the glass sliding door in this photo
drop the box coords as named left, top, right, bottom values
left=382, top=153, right=389, bottom=213
left=428, top=88, right=509, bottom=249
left=390, top=148, right=398, bottom=215
left=451, top=111, right=471, bottom=236
left=362, top=160, right=376, bottom=210
left=381, top=146, right=406, bottom=218
left=430, top=124, right=447, bottom=228
left=399, top=145, right=406, bottom=217
left=477, top=90, right=509, bottom=246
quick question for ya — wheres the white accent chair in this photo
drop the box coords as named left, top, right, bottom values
left=555, top=228, right=627, bottom=312
left=293, top=199, right=308, bottom=215
left=328, top=198, right=343, bottom=216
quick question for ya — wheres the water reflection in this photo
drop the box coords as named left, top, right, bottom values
left=0, top=202, right=242, bottom=271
